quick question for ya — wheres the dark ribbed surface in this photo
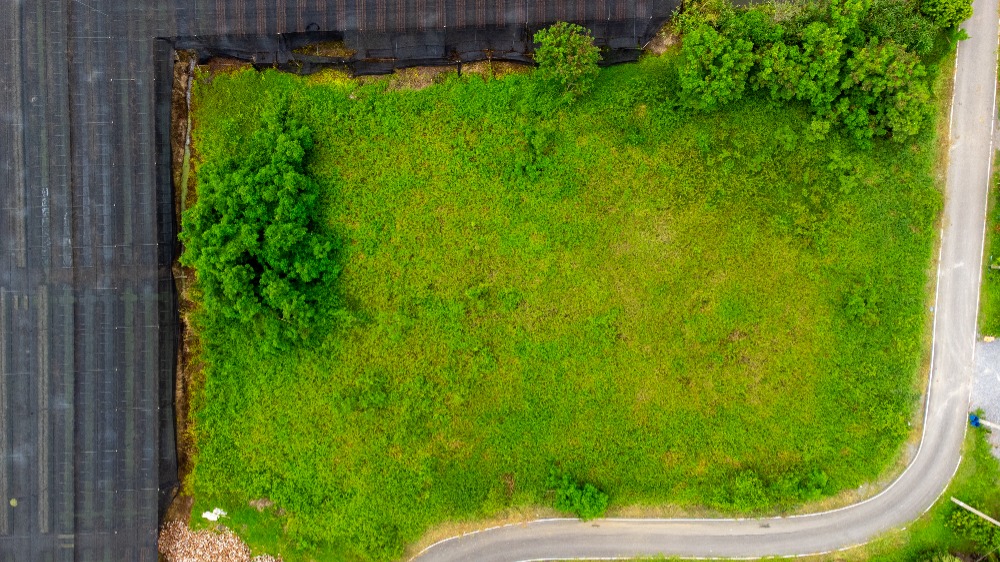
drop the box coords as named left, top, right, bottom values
left=174, top=0, right=666, bottom=36
left=0, top=2, right=671, bottom=561
left=0, top=1, right=177, bottom=560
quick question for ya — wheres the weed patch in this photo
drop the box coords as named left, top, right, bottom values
left=982, top=158, right=1000, bottom=337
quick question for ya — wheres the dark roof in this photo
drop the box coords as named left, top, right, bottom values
left=174, top=0, right=672, bottom=36
left=0, top=1, right=672, bottom=560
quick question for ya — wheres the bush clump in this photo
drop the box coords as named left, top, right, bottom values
left=547, top=467, right=610, bottom=520
left=948, top=508, right=1000, bottom=553
left=920, top=0, right=973, bottom=28
left=677, top=0, right=961, bottom=143
left=533, top=21, right=602, bottom=99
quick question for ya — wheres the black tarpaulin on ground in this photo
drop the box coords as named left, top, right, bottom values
left=173, top=14, right=674, bottom=75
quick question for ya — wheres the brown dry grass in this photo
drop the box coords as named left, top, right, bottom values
left=462, top=60, right=533, bottom=80
left=168, top=47, right=208, bottom=524
left=292, top=40, right=357, bottom=59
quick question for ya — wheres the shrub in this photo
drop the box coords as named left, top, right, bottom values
left=532, top=22, right=602, bottom=99
left=680, top=0, right=941, bottom=142
left=179, top=94, right=341, bottom=346
left=678, top=23, right=755, bottom=110
left=547, top=467, right=610, bottom=520
left=838, top=39, right=932, bottom=141
left=948, top=508, right=1000, bottom=551
left=862, top=0, right=939, bottom=55
left=920, top=0, right=973, bottom=28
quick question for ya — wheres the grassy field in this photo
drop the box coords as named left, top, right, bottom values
left=186, top=52, right=944, bottom=561
left=982, top=159, right=1000, bottom=337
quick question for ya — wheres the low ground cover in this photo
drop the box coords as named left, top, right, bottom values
left=982, top=160, right=1000, bottom=337
left=185, top=35, right=949, bottom=562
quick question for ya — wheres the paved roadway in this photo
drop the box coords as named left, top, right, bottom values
left=413, top=0, right=1000, bottom=559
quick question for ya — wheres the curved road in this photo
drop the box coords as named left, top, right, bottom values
left=413, top=0, right=999, bottom=559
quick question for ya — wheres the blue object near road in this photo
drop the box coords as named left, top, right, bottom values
left=970, top=413, right=982, bottom=427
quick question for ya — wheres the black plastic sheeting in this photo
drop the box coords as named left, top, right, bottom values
left=0, top=1, right=178, bottom=560
left=0, top=1, right=674, bottom=561
left=174, top=14, right=676, bottom=75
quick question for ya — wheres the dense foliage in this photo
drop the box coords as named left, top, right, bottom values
left=678, top=0, right=964, bottom=142
left=187, top=52, right=946, bottom=560
left=533, top=22, right=602, bottom=99
left=548, top=467, right=610, bottom=520
left=180, top=96, right=341, bottom=347
left=920, top=0, right=974, bottom=28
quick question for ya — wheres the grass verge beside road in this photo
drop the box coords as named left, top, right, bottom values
left=982, top=159, right=1000, bottom=337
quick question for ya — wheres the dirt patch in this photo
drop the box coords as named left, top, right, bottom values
left=198, top=56, right=253, bottom=76
left=171, top=50, right=197, bottom=223
left=165, top=48, right=208, bottom=530
left=292, top=40, right=356, bottom=59
left=644, top=24, right=679, bottom=55
left=462, top=60, right=533, bottom=80
left=159, top=520, right=281, bottom=562
left=248, top=498, right=274, bottom=512
left=356, top=64, right=459, bottom=90
left=502, top=473, right=516, bottom=499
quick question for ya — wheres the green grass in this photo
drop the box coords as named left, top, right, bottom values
left=186, top=53, right=943, bottom=561
left=982, top=157, right=1000, bottom=337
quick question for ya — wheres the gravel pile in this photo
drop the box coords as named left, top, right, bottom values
left=159, top=520, right=281, bottom=562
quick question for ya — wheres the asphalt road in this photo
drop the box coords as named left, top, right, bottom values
left=413, top=1, right=1000, bottom=560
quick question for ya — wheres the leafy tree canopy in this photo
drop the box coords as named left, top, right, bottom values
left=679, top=23, right=755, bottom=110
left=677, top=0, right=959, bottom=143
left=533, top=22, right=602, bottom=100
left=921, top=0, right=973, bottom=28
left=180, top=94, right=341, bottom=347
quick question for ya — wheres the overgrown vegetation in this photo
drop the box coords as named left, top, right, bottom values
left=179, top=94, right=342, bottom=348
left=184, top=6, right=956, bottom=559
left=676, top=0, right=967, bottom=143
left=533, top=21, right=602, bottom=100
left=548, top=467, right=611, bottom=520
left=983, top=157, right=1000, bottom=337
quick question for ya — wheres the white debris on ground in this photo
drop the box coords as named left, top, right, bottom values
left=202, top=507, right=228, bottom=521
left=159, top=520, right=281, bottom=562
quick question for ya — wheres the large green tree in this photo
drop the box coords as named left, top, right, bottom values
left=180, top=95, right=340, bottom=345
